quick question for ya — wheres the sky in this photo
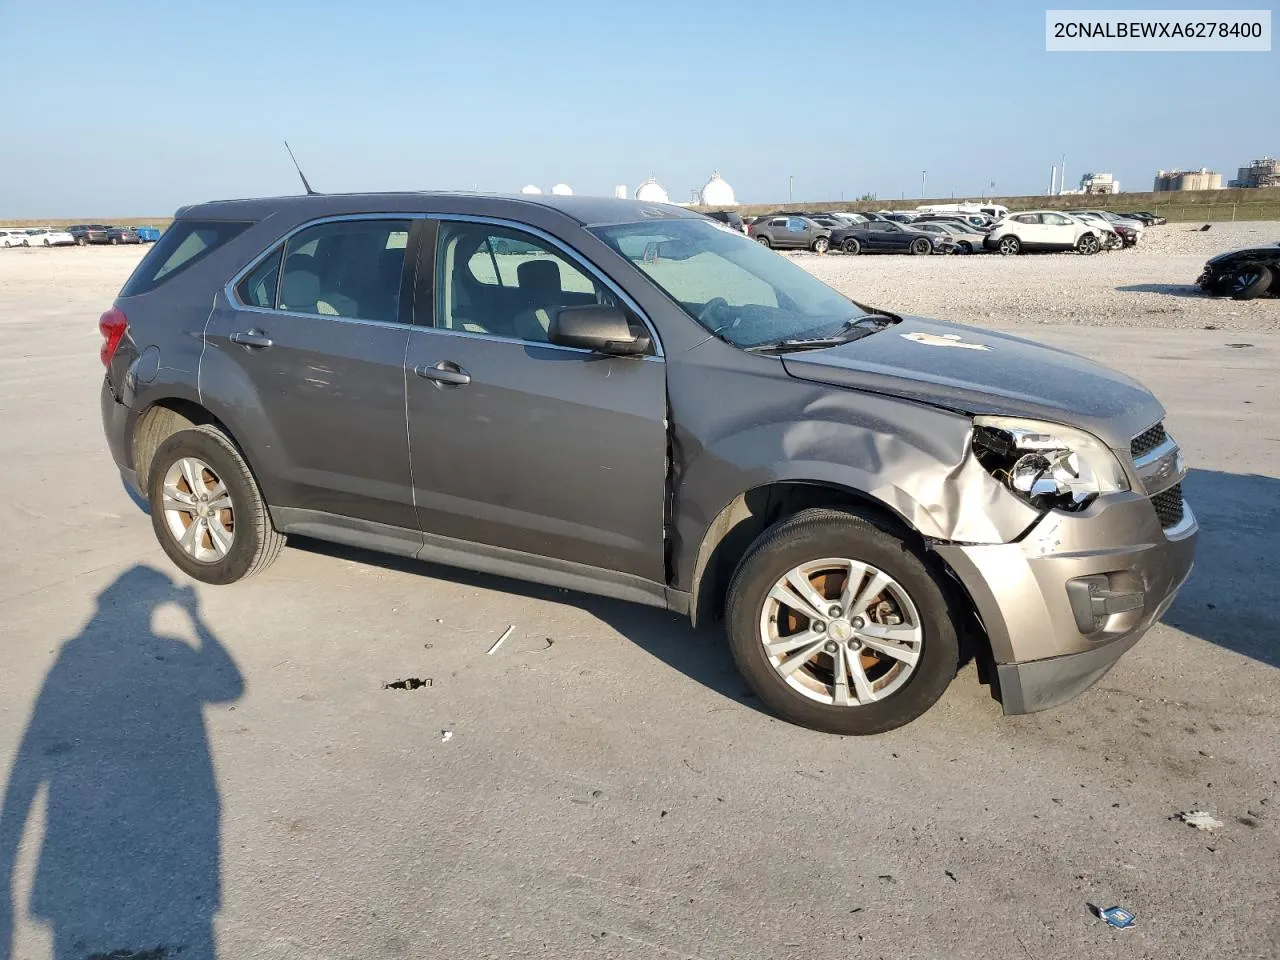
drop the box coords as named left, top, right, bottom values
left=0, top=0, right=1275, bottom=217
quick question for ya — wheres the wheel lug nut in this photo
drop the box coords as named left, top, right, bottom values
left=823, top=641, right=838, bottom=653
left=851, top=617, right=865, bottom=629
left=828, top=606, right=842, bottom=618
left=813, top=621, right=825, bottom=633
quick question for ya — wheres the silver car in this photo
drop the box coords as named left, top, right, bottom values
left=99, top=193, right=1196, bottom=735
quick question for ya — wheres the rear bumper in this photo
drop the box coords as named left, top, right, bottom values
left=935, top=492, right=1197, bottom=714
left=100, top=378, right=139, bottom=494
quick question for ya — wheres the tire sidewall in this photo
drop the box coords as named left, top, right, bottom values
left=726, top=514, right=958, bottom=735
left=843, top=238, right=860, bottom=255
left=998, top=235, right=1020, bottom=255
left=147, top=428, right=268, bottom=584
left=1230, top=265, right=1272, bottom=300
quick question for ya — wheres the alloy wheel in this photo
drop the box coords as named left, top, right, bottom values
left=161, top=457, right=236, bottom=563
left=758, top=557, right=922, bottom=707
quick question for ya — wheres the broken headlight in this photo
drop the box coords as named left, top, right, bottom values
left=972, top=416, right=1129, bottom=512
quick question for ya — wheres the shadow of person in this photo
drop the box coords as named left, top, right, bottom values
left=1, top=566, right=243, bottom=960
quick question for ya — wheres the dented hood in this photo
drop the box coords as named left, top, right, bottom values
left=781, top=316, right=1163, bottom=448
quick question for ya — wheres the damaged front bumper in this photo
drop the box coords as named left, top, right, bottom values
left=934, top=491, right=1197, bottom=714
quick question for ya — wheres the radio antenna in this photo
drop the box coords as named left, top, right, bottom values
left=283, top=140, right=317, bottom=196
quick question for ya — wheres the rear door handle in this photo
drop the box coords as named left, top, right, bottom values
left=230, top=330, right=273, bottom=349
left=415, top=361, right=471, bottom=386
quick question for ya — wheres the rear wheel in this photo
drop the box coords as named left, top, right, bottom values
left=1076, top=234, right=1101, bottom=255
left=42, top=239, right=50, bottom=247
left=725, top=509, right=958, bottom=735
left=997, top=235, right=1021, bottom=256
left=910, top=237, right=932, bottom=255
left=1230, top=265, right=1273, bottom=300
left=841, top=238, right=861, bottom=255
left=147, top=425, right=285, bottom=584
left=812, top=237, right=830, bottom=254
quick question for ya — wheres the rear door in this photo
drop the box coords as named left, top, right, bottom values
left=403, top=218, right=668, bottom=581
left=204, top=216, right=420, bottom=543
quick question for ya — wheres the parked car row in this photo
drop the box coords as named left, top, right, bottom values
left=715, top=205, right=1163, bottom=258
left=0, top=225, right=164, bottom=248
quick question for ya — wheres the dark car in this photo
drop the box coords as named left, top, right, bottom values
left=106, top=226, right=142, bottom=245
left=830, top=220, right=944, bottom=255
left=68, top=224, right=111, bottom=245
left=99, top=192, right=1195, bottom=736
left=1197, top=242, right=1280, bottom=300
left=1124, top=211, right=1167, bottom=226
left=748, top=215, right=832, bottom=252
left=703, top=210, right=746, bottom=233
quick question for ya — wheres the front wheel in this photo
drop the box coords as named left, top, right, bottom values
left=841, top=238, right=861, bottom=255
left=725, top=509, right=958, bottom=735
left=755, top=235, right=772, bottom=248
left=76, top=237, right=86, bottom=246
left=1076, top=234, right=1101, bottom=255
left=958, top=241, right=973, bottom=254
left=1230, top=265, right=1273, bottom=300
left=812, top=237, right=829, bottom=254
left=42, top=239, right=50, bottom=247
left=909, top=237, right=932, bottom=255
left=996, top=235, right=1021, bottom=256
left=21, top=240, right=29, bottom=247
left=147, top=425, right=286, bottom=584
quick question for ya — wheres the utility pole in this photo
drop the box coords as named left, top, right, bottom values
left=921, top=170, right=927, bottom=199
left=788, top=176, right=793, bottom=203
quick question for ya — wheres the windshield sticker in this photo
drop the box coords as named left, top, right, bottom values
left=900, top=332, right=990, bottom=351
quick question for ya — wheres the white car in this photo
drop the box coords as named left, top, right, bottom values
left=0, top=229, right=29, bottom=248
left=24, top=228, right=76, bottom=247
left=1066, top=212, right=1126, bottom=250
left=984, top=210, right=1106, bottom=256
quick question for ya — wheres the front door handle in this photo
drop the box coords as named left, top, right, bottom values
left=415, top=361, right=471, bottom=386
left=230, top=330, right=273, bottom=349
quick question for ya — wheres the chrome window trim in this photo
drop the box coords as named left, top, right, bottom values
left=223, top=211, right=665, bottom=358
left=224, top=213, right=424, bottom=326
left=426, top=213, right=664, bottom=359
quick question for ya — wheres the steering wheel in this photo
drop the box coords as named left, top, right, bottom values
left=698, top=297, right=729, bottom=325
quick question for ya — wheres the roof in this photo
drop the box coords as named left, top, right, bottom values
left=177, top=191, right=703, bottom=228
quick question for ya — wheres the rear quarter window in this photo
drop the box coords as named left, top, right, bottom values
left=120, top=220, right=252, bottom=296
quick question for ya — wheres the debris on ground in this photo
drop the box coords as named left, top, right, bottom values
left=1175, top=810, right=1225, bottom=832
left=1226, top=343, right=1254, bottom=349
left=541, top=637, right=554, bottom=650
left=441, top=730, right=454, bottom=743
left=944, top=870, right=958, bottom=882
left=486, top=625, right=514, bottom=655
left=383, top=677, right=432, bottom=691
left=1092, top=905, right=1136, bottom=929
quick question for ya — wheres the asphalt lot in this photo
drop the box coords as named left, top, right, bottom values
left=1, top=245, right=1277, bottom=959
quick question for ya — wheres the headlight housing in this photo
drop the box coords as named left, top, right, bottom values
left=972, top=416, right=1129, bottom=512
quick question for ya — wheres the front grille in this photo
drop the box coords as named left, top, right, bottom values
left=1131, top=422, right=1167, bottom=459
left=1151, top=483, right=1184, bottom=528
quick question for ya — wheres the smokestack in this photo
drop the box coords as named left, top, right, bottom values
left=1060, top=154, right=1067, bottom=195
left=1049, top=166, right=1057, bottom=195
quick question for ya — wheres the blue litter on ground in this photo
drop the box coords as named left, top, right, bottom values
left=1098, top=906, right=1136, bottom=929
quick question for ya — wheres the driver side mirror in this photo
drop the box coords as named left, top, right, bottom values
left=549, top=305, right=650, bottom=356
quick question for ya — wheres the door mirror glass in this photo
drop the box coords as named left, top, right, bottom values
left=549, top=305, right=649, bottom=356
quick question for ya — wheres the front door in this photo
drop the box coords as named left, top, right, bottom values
left=204, top=216, right=419, bottom=537
left=404, top=219, right=669, bottom=582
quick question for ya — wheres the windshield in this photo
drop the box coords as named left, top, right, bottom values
left=590, top=218, right=873, bottom=348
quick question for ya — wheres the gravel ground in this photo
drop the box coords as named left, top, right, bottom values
left=0, top=241, right=1277, bottom=960
left=795, top=221, right=1280, bottom=332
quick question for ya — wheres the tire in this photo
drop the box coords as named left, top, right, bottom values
left=76, top=237, right=86, bottom=246
left=725, top=508, right=958, bottom=735
left=910, top=237, right=932, bottom=256
left=755, top=235, right=772, bottom=248
left=1229, top=265, right=1272, bottom=301
left=42, top=239, right=50, bottom=247
left=812, top=237, right=829, bottom=254
left=147, top=425, right=286, bottom=584
left=1076, top=234, right=1100, bottom=255
left=841, top=238, right=861, bottom=255
left=110, top=237, right=120, bottom=245
left=21, top=240, right=29, bottom=247
left=996, top=235, right=1021, bottom=256
left=958, top=241, right=972, bottom=254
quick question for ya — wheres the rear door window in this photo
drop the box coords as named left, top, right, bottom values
left=120, top=220, right=252, bottom=296
left=277, top=219, right=411, bottom=324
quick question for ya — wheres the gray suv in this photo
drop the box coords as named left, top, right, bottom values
left=99, top=193, right=1196, bottom=734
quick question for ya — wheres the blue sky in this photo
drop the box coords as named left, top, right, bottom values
left=0, top=0, right=1274, bottom=216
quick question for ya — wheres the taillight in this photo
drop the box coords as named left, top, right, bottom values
left=99, top=307, right=128, bottom=366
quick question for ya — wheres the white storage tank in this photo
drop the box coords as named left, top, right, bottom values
left=520, top=184, right=543, bottom=194
left=550, top=183, right=573, bottom=195
left=635, top=177, right=669, bottom=203
left=699, top=171, right=737, bottom=206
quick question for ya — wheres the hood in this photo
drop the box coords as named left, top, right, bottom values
left=1207, top=243, right=1280, bottom=266
left=781, top=315, right=1163, bottom=448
